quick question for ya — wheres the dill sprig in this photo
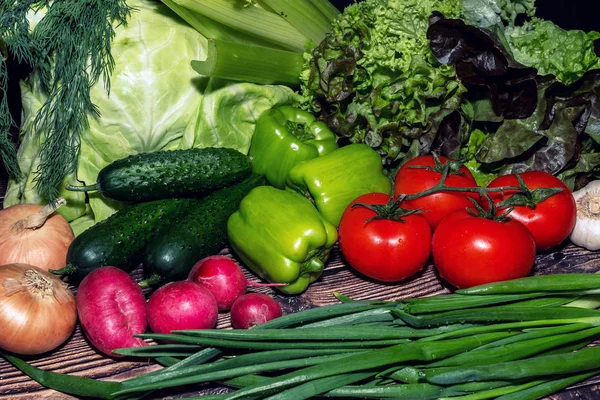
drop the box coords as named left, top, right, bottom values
left=0, top=0, right=41, bottom=178
left=0, top=0, right=131, bottom=200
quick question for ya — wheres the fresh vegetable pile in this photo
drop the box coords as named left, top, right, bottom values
left=2, top=0, right=600, bottom=398
left=2, top=0, right=297, bottom=230
left=298, top=0, right=600, bottom=189
left=335, top=154, right=577, bottom=288
left=6, top=274, right=600, bottom=399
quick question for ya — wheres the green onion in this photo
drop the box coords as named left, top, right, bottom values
left=134, top=332, right=410, bottom=350
left=437, top=379, right=550, bottom=400
left=390, top=326, right=600, bottom=383
left=457, top=274, right=600, bottom=295
left=495, top=370, right=599, bottom=400
left=257, top=301, right=396, bottom=329
left=263, top=371, right=376, bottom=400
left=171, top=326, right=464, bottom=341
left=423, top=345, right=600, bottom=385
left=1, top=353, right=121, bottom=399
left=395, top=306, right=600, bottom=328
left=403, top=292, right=546, bottom=314
left=112, top=352, right=362, bottom=397
left=5, top=273, right=600, bottom=400
left=120, top=349, right=355, bottom=389
left=219, top=332, right=512, bottom=400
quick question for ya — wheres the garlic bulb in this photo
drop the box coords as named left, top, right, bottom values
left=570, top=180, right=600, bottom=251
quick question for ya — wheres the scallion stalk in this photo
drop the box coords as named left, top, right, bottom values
left=112, top=352, right=362, bottom=397
left=6, top=274, right=600, bottom=400
left=389, top=326, right=600, bottom=383
left=423, top=345, right=600, bottom=385
left=495, top=370, right=599, bottom=400
left=457, top=274, right=600, bottom=295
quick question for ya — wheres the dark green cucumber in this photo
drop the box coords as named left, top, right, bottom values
left=62, top=197, right=201, bottom=282
left=66, top=147, right=251, bottom=202
left=141, top=174, right=268, bottom=287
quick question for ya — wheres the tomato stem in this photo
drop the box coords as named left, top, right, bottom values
left=401, top=162, right=519, bottom=201
left=398, top=162, right=563, bottom=217
left=352, top=195, right=424, bottom=224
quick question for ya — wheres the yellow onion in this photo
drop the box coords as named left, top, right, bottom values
left=0, top=263, right=77, bottom=355
left=0, top=199, right=74, bottom=271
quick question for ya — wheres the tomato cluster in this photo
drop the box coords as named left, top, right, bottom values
left=338, top=155, right=577, bottom=289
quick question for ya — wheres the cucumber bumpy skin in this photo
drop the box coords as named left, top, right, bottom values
left=63, top=198, right=201, bottom=282
left=141, top=174, right=268, bottom=287
left=68, top=147, right=252, bottom=202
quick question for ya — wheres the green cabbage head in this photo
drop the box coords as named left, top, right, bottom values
left=3, top=0, right=295, bottom=235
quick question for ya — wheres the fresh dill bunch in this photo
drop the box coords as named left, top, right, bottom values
left=0, top=0, right=42, bottom=178
left=0, top=0, right=131, bottom=201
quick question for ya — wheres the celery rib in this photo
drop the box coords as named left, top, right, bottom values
left=172, top=0, right=308, bottom=52
left=258, top=0, right=334, bottom=46
left=162, top=0, right=277, bottom=48
left=192, top=39, right=304, bottom=85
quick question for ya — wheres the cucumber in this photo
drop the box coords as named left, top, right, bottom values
left=140, top=174, right=268, bottom=287
left=67, top=147, right=252, bottom=202
left=62, top=197, right=200, bottom=282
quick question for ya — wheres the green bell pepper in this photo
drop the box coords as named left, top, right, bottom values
left=227, top=186, right=338, bottom=295
left=286, top=143, right=392, bottom=226
left=248, top=106, right=338, bottom=188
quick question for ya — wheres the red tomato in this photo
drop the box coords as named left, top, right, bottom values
left=486, top=171, right=576, bottom=251
left=432, top=209, right=536, bottom=289
left=338, top=192, right=432, bottom=282
left=394, top=155, right=479, bottom=230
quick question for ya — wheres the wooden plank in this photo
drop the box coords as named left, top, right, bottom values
left=1, top=177, right=600, bottom=399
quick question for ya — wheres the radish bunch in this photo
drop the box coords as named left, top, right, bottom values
left=76, top=257, right=283, bottom=357
left=147, top=256, right=283, bottom=333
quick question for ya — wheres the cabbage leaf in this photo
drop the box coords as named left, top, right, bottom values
left=3, top=0, right=295, bottom=234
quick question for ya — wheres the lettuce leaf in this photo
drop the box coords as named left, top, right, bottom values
left=300, top=0, right=466, bottom=165
left=462, top=0, right=535, bottom=28
left=505, top=17, right=600, bottom=85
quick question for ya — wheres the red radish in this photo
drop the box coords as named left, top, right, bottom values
left=147, top=281, right=218, bottom=334
left=188, top=255, right=286, bottom=311
left=76, top=266, right=147, bottom=357
left=230, top=293, right=283, bottom=329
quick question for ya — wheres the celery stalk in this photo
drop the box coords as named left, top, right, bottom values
left=258, top=0, right=334, bottom=46
left=162, top=0, right=279, bottom=48
left=171, top=0, right=309, bottom=52
left=311, top=0, right=342, bottom=22
left=191, top=39, right=304, bottom=85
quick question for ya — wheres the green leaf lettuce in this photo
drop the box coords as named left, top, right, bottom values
left=505, top=17, right=600, bottom=85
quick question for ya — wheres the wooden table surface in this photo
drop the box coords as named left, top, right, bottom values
left=1, top=174, right=600, bottom=399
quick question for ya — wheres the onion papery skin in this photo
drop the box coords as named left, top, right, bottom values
left=0, top=263, right=77, bottom=355
left=0, top=204, right=74, bottom=271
